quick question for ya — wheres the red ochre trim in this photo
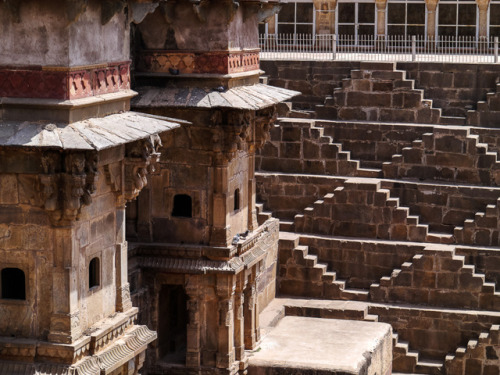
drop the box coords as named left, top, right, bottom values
left=0, top=62, right=131, bottom=100
left=136, top=50, right=260, bottom=75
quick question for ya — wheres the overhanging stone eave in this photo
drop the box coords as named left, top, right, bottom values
left=132, top=83, right=301, bottom=111
left=0, top=111, right=187, bottom=151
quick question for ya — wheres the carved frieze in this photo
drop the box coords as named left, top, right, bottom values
left=136, top=50, right=260, bottom=75
left=0, top=62, right=131, bottom=100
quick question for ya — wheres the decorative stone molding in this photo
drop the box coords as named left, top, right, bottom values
left=136, top=50, right=260, bottom=75
left=124, top=135, right=162, bottom=201
left=0, top=62, right=130, bottom=100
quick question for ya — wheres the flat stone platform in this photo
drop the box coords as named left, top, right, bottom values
left=248, top=316, right=392, bottom=375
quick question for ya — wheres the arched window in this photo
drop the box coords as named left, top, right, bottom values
left=89, top=258, right=100, bottom=289
left=234, top=189, right=240, bottom=211
left=1, top=268, right=26, bottom=300
left=172, top=194, right=192, bottom=218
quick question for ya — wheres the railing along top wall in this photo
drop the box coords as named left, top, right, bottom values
left=259, top=34, right=500, bottom=63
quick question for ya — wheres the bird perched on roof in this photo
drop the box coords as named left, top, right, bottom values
left=169, top=67, right=180, bottom=75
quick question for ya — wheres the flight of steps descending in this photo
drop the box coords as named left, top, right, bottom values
left=293, top=178, right=454, bottom=244
left=317, top=61, right=465, bottom=126
left=445, top=324, right=500, bottom=375
left=369, top=245, right=500, bottom=310
left=256, top=118, right=382, bottom=177
left=383, top=126, right=500, bottom=186
left=277, top=232, right=369, bottom=301
left=256, top=62, right=500, bottom=375
left=454, top=196, right=500, bottom=247
left=467, top=83, right=500, bottom=127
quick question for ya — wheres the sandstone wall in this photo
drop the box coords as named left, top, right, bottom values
left=0, top=146, right=124, bottom=340
left=261, top=61, right=500, bottom=116
left=369, top=305, right=500, bottom=361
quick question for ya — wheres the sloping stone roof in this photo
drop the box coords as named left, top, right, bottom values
left=0, top=112, right=184, bottom=150
left=132, top=83, right=300, bottom=110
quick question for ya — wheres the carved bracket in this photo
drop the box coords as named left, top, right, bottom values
left=211, top=110, right=256, bottom=161
left=37, top=152, right=99, bottom=223
left=124, top=135, right=162, bottom=201
left=101, top=0, right=127, bottom=25
left=130, top=1, right=159, bottom=24
left=253, top=105, right=277, bottom=150
left=258, top=3, right=281, bottom=23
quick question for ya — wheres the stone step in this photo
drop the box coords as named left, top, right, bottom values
left=340, top=288, right=369, bottom=301
left=414, top=359, right=443, bottom=375
left=257, top=211, right=273, bottom=226
left=279, top=220, right=294, bottom=232
left=357, top=167, right=383, bottom=178
left=360, top=61, right=397, bottom=71
left=439, top=116, right=466, bottom=126
left=288, top=110, right=315, bottom=119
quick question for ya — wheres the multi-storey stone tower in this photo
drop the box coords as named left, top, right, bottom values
left=126, top=1, right=298, bottom=374
left=0, top=1, right=180, bottom=373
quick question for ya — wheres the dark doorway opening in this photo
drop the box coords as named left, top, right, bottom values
left=158, top=284, right=188, bottom=363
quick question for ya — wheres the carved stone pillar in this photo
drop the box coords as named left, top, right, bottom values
left=211, top=161, right=230, bottom=247
left=186, top=276, right=202, bottom=368
left=314, top=0, right=337, bottom=34
left=375, top=0, right=388, bottom=36
left=247, top=153, right=258, bottom=231
left=234, top=276, right=246, bottom=363
left=243, top=282, right=257, bottom=350
left=48, top=227, right=81, bottom=344
left=426, top=0, right=439, bottom=38
left=216, top=275, right=236, bottom=370
left=477, top=0, right=490, bottom=38
left=268, top=14, right=276, bottom=35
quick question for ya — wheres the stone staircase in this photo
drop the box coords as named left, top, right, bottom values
left=257, top=118, right=382, bottom=178
left=467, top=83, right=500, bottom=127
left=383, top=127, right=500, bottom=186
left=277, top=232, right=369, bottom=301
left=369, top=245, right=500, bottom=310
left=257, top=63, right=500, bottom=375
left=444, top=324, right=500, bottom=375
left=393, top=333, right=444, bottom=375
left=318, top=61, right=464, bottom=126
left=454, top=197, right=500, bottom=247
left=293, top=178, right=453, bottom=244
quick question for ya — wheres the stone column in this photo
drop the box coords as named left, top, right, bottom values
left=48, top=226, right=81, bottom=344
left=233, top=275, right=247, bottom=370
left=243, top=278, right=258, bottom=350
left=375, top=0, right=388, bottom=37
left=268, top=14, right=276, bottom=35
left=186, top=276, right=202, bottom=368
left=314, top=0, right=338, bottom=34
left=216, top=275, right=236, bottom=370
left=137, top=187, right=153, bottom=241
left=247, top=153, right=258, bottom=231
left=116, top=205, right=132, bottom=313
left=211, top=161, right=230, bottom=247
left=477, top=0, right=490, bottom=38
left=426, top=0, right=439, bottom=39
